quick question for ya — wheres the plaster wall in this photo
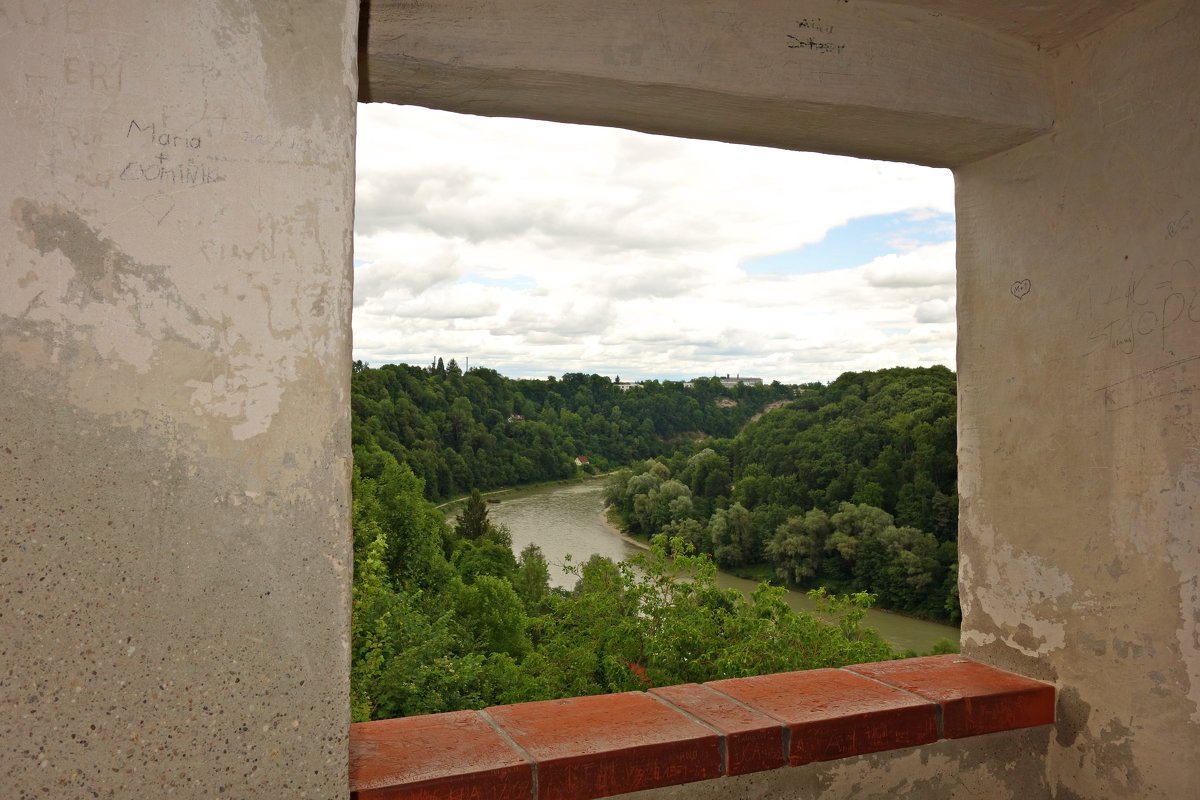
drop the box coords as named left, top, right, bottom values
left=3, top=0, right=1196, bottom=798
left=956, top=1, right=1200, bottom=797
left=0, top=1, right=358, bottom=797
left=613, top=728, right=1050, bottom=800
left=361, top=0, right=1053, bottom=167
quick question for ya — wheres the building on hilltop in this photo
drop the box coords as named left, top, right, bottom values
left=718, top=374, right=763, bottom=388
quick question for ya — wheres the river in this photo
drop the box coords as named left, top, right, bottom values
left=471, top=479, right=960, bottom=655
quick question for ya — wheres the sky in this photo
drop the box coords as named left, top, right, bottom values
left=353, top=104, right=956, bottom=385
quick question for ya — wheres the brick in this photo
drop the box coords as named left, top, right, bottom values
left=349, top=658, right=1057, bottom=799
left=349, top=711, right=533, bottom=800
left=707, top=668, right=938, bottom=765
left=846, top=655, right=1056, bottom=738
left=650, top=683, right=787, bottom=776
left=487, top=692, right=721, bottom=800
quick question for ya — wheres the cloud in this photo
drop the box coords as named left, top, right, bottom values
left=353, top=105, right=956, bottom=383
left=742, top=209, right=955, bottom=274
left=595, top=262, right=702, bottom=301
left=914, top=298, right=956, bottom=324
left=353, top=234, right=464, bottom=307
left=862, top=242, right=956, bottom=289
left=498, top=299, right=614, bottom=338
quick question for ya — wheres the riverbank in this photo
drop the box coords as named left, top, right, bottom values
left=437, top=471, right=614, bottom=512
left=602, top=506, right=650, bottom=553
left=479, top=479, right=958, bottom=653
left=599, top=498, right=959, bottom=652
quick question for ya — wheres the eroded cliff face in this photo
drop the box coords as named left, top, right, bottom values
left=0, top=2, right=357, bottom=797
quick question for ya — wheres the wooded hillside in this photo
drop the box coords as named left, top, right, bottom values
left=605, top=366, right=960, bottom=622
left=348, top=363, right=960, bottom=720
left=351, top=360, right=794, bottom=499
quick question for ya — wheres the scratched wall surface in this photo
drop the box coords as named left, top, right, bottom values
left=360, top=0, right=1054, bottom=167
left=612, top=728, right=1051, bottom=800
left=2, top=0, right=1193, bottom=798
left=957, top=0, right=1200, bottom=796
left=0, top=1, right=357, bottom=798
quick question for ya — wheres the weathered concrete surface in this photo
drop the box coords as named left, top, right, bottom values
left=360, top=2, right=1194, bottom=798
left=611, top=728, right=1052, bottom=800
left=899, top=1, right=1149, bottom=50
left=0, top=1, right=358, bottom=798
left=3, top=0, right=1197, bottom=798
left=957, top=0, right=1200, bottom=797
left=360, top=0, right=1054, bottom=168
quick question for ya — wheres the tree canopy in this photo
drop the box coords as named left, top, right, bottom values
left=351, top=449, right=895, bottom=721
left=604, top=367, right=960, bottom=622
left=351, top=362, right=794, bottom=500
left=349, top=363, right=961, bottom=722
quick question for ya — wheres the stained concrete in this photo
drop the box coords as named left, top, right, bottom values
left=957, top=1, right=1200, bottom=796
left=3, top=0, right=1198, bottom=798
left=612, top=727, right=1052, bottom=800
left=899, top=1, right=1149, bottom=50
left=0, top=1, right=357, bottom=798
left=360, top=0, right=1055, bottom=167
left=360, top=5, right=1198, bottom=795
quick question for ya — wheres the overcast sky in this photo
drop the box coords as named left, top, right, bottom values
left=353, top=103, right=956, bottom=385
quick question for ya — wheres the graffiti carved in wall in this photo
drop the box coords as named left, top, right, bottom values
left=787, top=18, right=846, bottom=55
left=119, top=119, right=223, bottom=187
left=1086, top=258, right=1200, bottom=358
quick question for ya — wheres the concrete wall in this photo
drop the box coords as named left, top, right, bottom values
left=360, top=0, right=1053, bottom=168
left=359, top=1, right=1198, bottom=795
left=3, top=0, right=1197, bottom=798
left=0, top=2, right=358, bottom=797
left=614, top=728, right=1050, bottom=800
left=957, top=1, right=1200, bottom=797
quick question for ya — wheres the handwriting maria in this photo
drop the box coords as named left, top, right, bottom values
left=127, top=119, right=201, bottom=149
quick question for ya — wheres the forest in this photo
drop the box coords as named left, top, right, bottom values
left=351, top=359, right=794, bottom=498
left=349, top=362, right=959, bottom=720
left=604, top=366, right=960, bottom=623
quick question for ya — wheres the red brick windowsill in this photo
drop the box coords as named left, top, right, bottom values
left=349, top=654, right=1055, bottom=800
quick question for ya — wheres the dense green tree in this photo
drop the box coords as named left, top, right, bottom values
left=455, top=489, right=491, bottom=540
left=767, top=508, right=833, bottom=584
left=351, top=362, right=793, bottom=500
left=351, top=363, right=962, bottom=723
left=632, top=478, right=693, bottom=533
left=514, top=543, right=552, bottom=613
left=603, top=367, right=961, bottom=622
left=452, top=575, right=530, bottom=658
left=351, top=460, right=902, bottom=720
left=453, top=535, right=518, bottom=583
left=356, top=457, right=453, bottom=590
left=709, top=503, right=757, bottom=567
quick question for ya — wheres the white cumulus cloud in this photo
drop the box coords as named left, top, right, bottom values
left=353, top=104, right=956, bottom=383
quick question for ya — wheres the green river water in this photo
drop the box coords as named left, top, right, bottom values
left=473, top=479, right=960, bottom=654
